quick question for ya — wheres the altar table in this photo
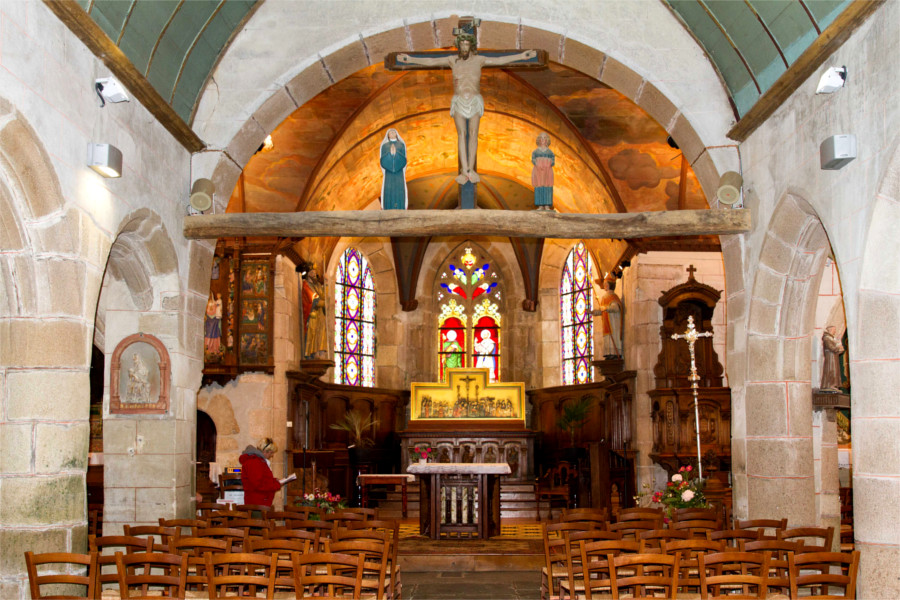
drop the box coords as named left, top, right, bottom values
left=407, top=462, right=510, bottom=539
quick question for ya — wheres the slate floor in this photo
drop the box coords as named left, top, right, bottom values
left=404, top=571, right=542, bottom=600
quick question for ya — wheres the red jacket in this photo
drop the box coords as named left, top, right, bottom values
left=239, top=449, right=281, bottom=507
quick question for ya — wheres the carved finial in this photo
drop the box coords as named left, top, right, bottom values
left=686, top=264, right=697, bottom=280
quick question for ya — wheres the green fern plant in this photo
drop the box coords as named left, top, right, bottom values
left=329, top=410, right=380, bottom=448
left=557, top=397, right=591, bottom=447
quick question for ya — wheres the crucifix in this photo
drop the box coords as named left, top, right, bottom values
left=671, top=314, right=713, bottom=479
left=385, top=17, right=547, bottom=208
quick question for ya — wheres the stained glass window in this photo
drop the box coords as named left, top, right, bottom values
left=334, top=248, right=375, bottom=386
left=436, top=245, right=502, bottom=382
left=560, top=242, right=594, bottom=385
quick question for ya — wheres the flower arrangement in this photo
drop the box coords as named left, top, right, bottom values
left=416, top=446, right=433, bottom=461
left=296, top=488, right=346, bottom=515
left=651, top=465, right=708, bottom=518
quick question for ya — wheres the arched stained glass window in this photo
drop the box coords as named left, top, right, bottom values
left=436, top=245, right=503, bottom=382
left=560, top=242, right=594, bottom=385
left=334, top=248, right=375, bottom=386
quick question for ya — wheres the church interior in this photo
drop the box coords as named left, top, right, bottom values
left=1, top=1, right=898, bottom=598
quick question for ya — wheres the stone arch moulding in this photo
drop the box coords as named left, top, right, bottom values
left=202, top=16, right=728, bottom=217
left=110, top=332, right=171, bottom=414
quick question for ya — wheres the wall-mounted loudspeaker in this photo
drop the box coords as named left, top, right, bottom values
left=189, top=178, right=215, bottom=212
left=716, top=171, right=743, bottom=206
left=820, top=135, right=857, bottom=170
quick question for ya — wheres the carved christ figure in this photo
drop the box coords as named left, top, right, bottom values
left=396, top=35, right=536, bottom=184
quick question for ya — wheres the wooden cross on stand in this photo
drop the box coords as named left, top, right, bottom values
left=671, top=314, right=713, bottom=479
left=385, top=17, right=547, bottom=209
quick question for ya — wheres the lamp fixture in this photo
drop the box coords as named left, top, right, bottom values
left=815, top=66, right=847, bottom=94
left=87, top=143, right=123, bottom=178
left=95, top=77, right=130, bottom=106
left=189, top=178, right=215, bottom=213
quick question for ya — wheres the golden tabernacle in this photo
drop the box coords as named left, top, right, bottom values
left=411, top=368, right=525, bottom=423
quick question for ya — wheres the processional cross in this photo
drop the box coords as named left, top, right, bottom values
left=385, top=17, right=547, bottom=208
left=671, top=314, right=713, bottom=479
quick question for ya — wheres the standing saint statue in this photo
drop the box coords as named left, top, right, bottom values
left=380, top=128, right=408, bottom=209
left=820, top=325, right=845, bottom=392
left=396, top=28, right=537, bottom=184
left=302, top=267, right=327, bottom=360
left=593, top=274, right=624, bottom=359
left=532, top=132, right=555, bottom=210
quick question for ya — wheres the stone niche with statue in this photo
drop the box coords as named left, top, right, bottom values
left=649, top=269, right=732, bottom=495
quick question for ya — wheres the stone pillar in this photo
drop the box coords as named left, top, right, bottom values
left=0, top=322, right=93, bottom=598
left=812, top=406, right=840, bottom=549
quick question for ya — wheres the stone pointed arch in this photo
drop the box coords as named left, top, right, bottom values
left=735, top=194, right=833, bottom=527
left=852, top=139, right=900, bottom=598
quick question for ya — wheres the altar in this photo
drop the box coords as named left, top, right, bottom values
left=408, top=462, right=510, bottom=539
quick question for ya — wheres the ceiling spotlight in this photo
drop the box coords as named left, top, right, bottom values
left=95, top=77, right=130, bottom=106
left=816, top=66, right=847, bottom=94
left=87, top=143, right=122, bottom=178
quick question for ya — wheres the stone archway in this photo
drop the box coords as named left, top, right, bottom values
left=0, top=101, right=91, bottom=595
left=852, top=142, right=900, bottom=597
left=94, top=209, right=189, bottom=534
left=735, top=194, right=833, bottom=528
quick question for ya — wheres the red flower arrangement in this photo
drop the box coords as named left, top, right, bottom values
left=651, top=465, right=708, bottom=518
left=417, top=446, right=433, bottom=460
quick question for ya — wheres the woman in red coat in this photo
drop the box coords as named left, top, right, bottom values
left=239, top=438, right=283, bottom=507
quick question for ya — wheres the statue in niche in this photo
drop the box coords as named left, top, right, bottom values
left=593, top=274, right=624, bottom=359
left=484, top=446, right=497, bottom=463
left=396, top=27, right=536, bottom=184
left=302, top=267, right=327, bottom=359
left=204, top=292, right=223, bottom=358
left=126, top=353, right=151, bottom=404
left=820, top=325, right=845, bottom=392
left=461, top=446, right=475, bottom=463
left=532, top=132, right=555, bottom=210
left=379, top=128, right=408, bottom=209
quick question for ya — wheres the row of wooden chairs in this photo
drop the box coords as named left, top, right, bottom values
left=26, top=549, right=377, bottom=599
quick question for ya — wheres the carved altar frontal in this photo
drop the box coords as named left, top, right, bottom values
left=404, top=369, right=532, bottom=479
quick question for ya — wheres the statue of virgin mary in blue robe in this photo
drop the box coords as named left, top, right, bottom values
left=380, top=128, right=408, bottom=209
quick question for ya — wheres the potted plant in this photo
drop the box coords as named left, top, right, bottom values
left=557, top=397, right=591, bottom=448
left=329, top=410, right=380, bottom=448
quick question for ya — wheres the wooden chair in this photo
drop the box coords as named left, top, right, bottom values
left=197, top=501, right=230, bottom=518
left=343, top=520, right=401, bottom=599
left=672, top=507, right=721, bottom=524
left=114, top=551, right=188, bottom=599
left=540, top=521, right=600, bottom=600
left=536, top=461, right=574, bottom=520
left=697, top=550, right=770, bottom=599
left=563, top=539, right=643, bottom=600
left=283, top=505, right=325, bottom=521
left=195, top=527, right=249, bottom=553
left=228, top=518, right=270, bottom=539
left=170, top=536, right=231, bottom=595
left=607, top=552, right=679, bottom=600
left=736, top=518, right=787, bottom=540
left=778, top=526, right=835, bottom=552
left=563, top=507, right=609, bottom=521
left=638, top=528, right=689, bottom=550
left=608, top=520, right=661, bottom=540
left=708, top=528, right=760, bottom=548
left=741, top=538, right=804, bottom=596
left=559, top=513, right=609, bottom=529
left=206, top=552, right=278, bottom=600
left=292, top=551, right=364, bottom=599
left=122, top=525, right=178, bottom=552
left=206, top=509, right=250, bottom=528
left=329, top=539, right=391, bottom=599
left=158, top=518, right=208, bottom=537
left=672, top=518, right=720, bottom=538
left=88, top=534, right=151, bottom=591
left=614, top=507, right=664, bottom=523
left=662, top=538, right=726, bottom=595
left=247, top=538, right=309, bottom=597
left=25, top=551, right=97, bottom=600
left=789, top=550, right=860, bottom=599
left=286, top=519, right=335, bottom=547
left=262, top=510, right=297, bottom=529
left=235, top=503, right=272, bottom=515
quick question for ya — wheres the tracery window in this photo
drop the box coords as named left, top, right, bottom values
left=333, top=248, right=375, bottom=387
left=560, top=242, right=594, bottom=385
left=436, top=245, right=502, bottom=382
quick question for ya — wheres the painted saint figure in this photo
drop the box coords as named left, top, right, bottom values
left=380, top=128, right=408, bottom=209
left=820, top=325, right=845, bottom=392
left=302, top=268, right=327, bottom=360
left=442, top=330, right=463, bottom=372
left=474, top=329, right=497, bottom=380
left=204, top=292, right=222, bottom=356
left=397, top=35, right=536, bottom=184
left=593, top=274, right=624, bottom=359
left=532, top=132, right=555, bottom=209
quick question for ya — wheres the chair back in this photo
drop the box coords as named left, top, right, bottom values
left=736, top=518, right=787, bottom=540
left=672, top=518, right=721, bottom=538
left=292, top=551, right=364, bottom=599
left=608, top=519, right=661, bottom=539
left=778, top=526, right=835, bottom=552
left=608, top=552, right=679, bottom=600
left=639, top=528, right=689, bottom=550
left=614, top=506, right=664, bottom=523
left=789, top=550, right=859, bottom=599
left=195, top=527, right=249, bottom=552
left=708, top=528, right=761, bottom=548
left=206, top=552, right=278, bottom=600
left=741, top=539, right=804, bottom=595
left=115, top=551, right=188, bottom=599
left=698, top=551, right=770, bottom=599
left=122, top=525, right=178, bottom=551
left=328, top=539, right=390, bottom=599
left=206, top=509, right=250, bottom=527
left=25, top=551, right=97, bottom=600
left=170, top=536, right=230, bottom=592
left=673, top=507, right=721, bottom=523
left=88, top=535, right=152, bottom=588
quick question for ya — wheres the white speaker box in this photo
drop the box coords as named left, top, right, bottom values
left=820, top=135, right=857, bottom=170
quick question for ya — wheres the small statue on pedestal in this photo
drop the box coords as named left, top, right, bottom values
left=820, top=325, right=845, bottom=392
left=593, top=274, right=624, bottom=360
left=532, top=132, right=555, bottom=210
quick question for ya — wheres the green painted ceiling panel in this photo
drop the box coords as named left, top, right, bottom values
left=665, top=0, right=851, bottom=118
left=147, top=1, right=218, bottom=103
left=117, top=1, right=180, bottom=74
left=88, top=0, right=133, bottom=42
